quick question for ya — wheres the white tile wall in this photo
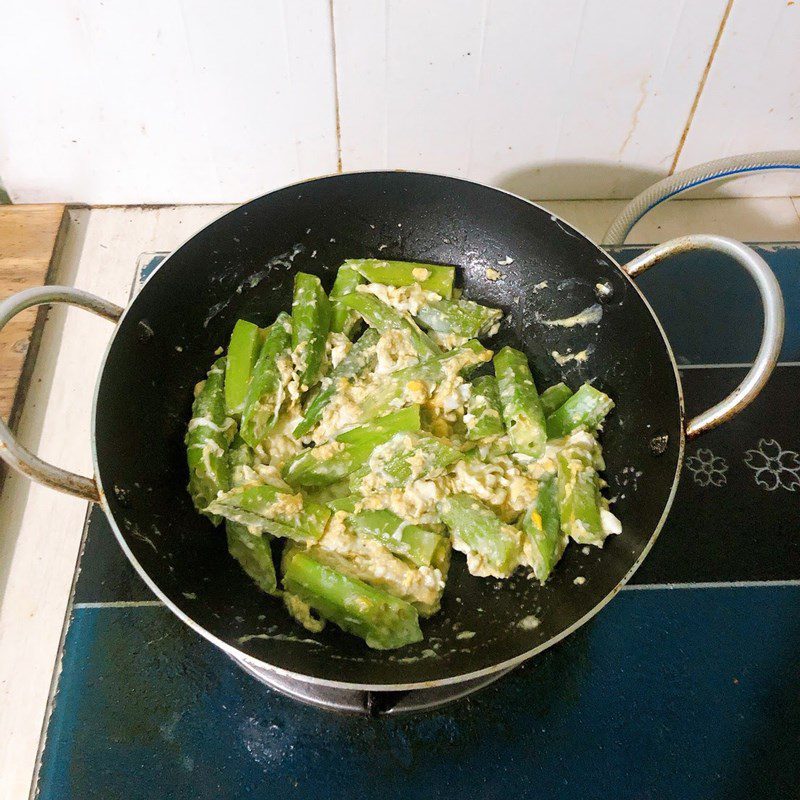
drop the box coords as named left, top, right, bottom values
left=333, top=0, right=729, bottom=199
left=1, top=0, right=799, bottom=203
left=675, top=0, right=800, bottom=198
left=0, top=0, right=338, bottom=204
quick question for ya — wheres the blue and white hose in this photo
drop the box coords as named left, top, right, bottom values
left=603, top=151, right=800, bottom=245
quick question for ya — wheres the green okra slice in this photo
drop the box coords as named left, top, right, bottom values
left=546, top=383, right=615, bottom=439
left=227, top=434, right=256, bottom=487
left=465, top=375, right=504, bottom=440
left=335, top=404, right=421, bottom=446
left=302, top=480, right=351, bottom=507
left=293, top=328, right=379, bottom=438
left=415, top=297, right=502, bottom=339
left=326, top=495, right=359, bottom=513
left=224, top=319, right=263, bottom=417
left=282, top=550, right=424, bottom=650
left=186, top=357, right=233, bottom=521
left=292, top=272, right=331, bottom=388
left=440, top=493, right=522, bottom=578
left=239, top=313, right=292, bottom=447
left=347, top=509, right=448, bottom=568
left=556, top=447, right=605, bottom=545
left=337, top=292, right=440, bottom=359
left=521, top=473, right=565, bottom=583
left=344, top=258, right=455, bottom=299
left=329, top=265, right=364, bottom=338
left=494, top=346, right=547, bottom=458
left=282, top=406, right=422, bottom=487
left=355, top=339, right=492, bottom=423
left=461, top=436, right=513, bottom=462
left=226, top=521, right=278, bottom=595
left=349, top=431, right=462, bottom=493
left=539, top=382, right=574, bottom=417
left=206, top=483, right=331, bottom=544
left=307, top=539, right=447, bottom=618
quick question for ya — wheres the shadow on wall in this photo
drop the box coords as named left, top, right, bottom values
left=495, top=160, right=800, bottom=242
left=495, top=161, right=666, bottom=201
left=496, top=159, right=800, bottom=203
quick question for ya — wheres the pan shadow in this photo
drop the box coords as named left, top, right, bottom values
left=495, top=160, right=800, bottom=242
left=495, top=161, right=665, bottom=201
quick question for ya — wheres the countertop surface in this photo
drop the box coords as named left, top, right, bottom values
left=2, top=197, right=800, bottom=799
left=0, top=205, right=65, bottom=426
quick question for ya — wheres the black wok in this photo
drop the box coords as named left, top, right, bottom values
left=0, top=172, right=783, bottom=692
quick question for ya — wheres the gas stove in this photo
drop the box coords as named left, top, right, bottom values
left=33, top=245, right=800, bottom=798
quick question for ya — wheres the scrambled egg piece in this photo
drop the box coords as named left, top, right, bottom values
left=252, top=404, right=305, bottom=469
left=313, top=377, right=367, bottom=442
left=284, top=592, right=325, bottom=633
left=356, top=282, right=441, bottom=315
left=290, top=339, right=308, bottom=384
left=358, top=479, right=450, bottom=528
left=450, top=457, right=538, bottom=523
left=376, top=329, right=419, bottom=375
left=429, top=331, right=470, bottom=349
left=326, top=332, right=352, bottom=370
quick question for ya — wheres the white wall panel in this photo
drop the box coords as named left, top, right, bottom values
left=675, top=0, right=800, bottom=197
left=2, top=0, right=799, bottom=203
left=0, top=0, right=338, bottom=204
left=333, top=0, right=728, bottom=199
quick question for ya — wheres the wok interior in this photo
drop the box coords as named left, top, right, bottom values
left=95, top=173, right=682, bottom=687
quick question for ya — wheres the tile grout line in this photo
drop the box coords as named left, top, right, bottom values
left=668, top=0, right=735, bottom=175
left=790, top=196, right=800, bottom=229
left=679, top=362, right=799, bottom=369
left=623, top=580, right=800, bottom=591
left=328, top=0, right=343, bottom=173
left=74, top=600, right=164, bottom=609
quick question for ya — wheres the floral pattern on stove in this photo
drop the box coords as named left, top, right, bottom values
left=685, top=448, right=728, bottom=487
left=744, top=439, right=800, bottom=492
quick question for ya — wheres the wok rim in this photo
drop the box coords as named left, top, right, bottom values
left=91, top=170, right=686, bottom=691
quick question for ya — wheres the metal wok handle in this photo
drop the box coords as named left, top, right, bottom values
left=622, top=235, right=784, bottom=438
left=0, top=286, right=123, bottom=501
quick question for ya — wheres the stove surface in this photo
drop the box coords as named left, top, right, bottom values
left=35, top=245, right=800, bottom=799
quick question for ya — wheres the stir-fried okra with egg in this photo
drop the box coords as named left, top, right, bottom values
left=186, top=259, right=620, bottom=650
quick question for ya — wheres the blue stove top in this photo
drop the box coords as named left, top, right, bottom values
left=35, top=244, right=800, bottom=800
